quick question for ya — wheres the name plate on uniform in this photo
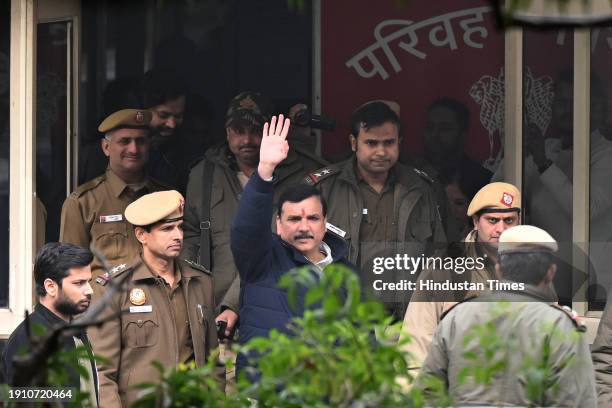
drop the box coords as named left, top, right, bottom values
left=129, top=305, right=152, bottom=313
left=326, top=222, right=347, bottom=238
left=100, top=214, right=123, bottom=223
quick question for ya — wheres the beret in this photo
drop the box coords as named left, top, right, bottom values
left=98, top=109, right=152, bottom=133
left=467, top=182, right=521, bottom=216
left=125, top=190, right=184, bottom=226
left=498, top=225, right=558, bottom=254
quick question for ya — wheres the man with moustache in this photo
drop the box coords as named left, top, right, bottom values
left=230, top=114, right=352, bottom=378
left=183, top=91, right=325, bottom=339
left=78, top=70, right=195, bottom=194
left=89, top=190, right=222, bottom=408
left=1, top=242, right=98, bottom=405
left=60, top=109, right=168, bottom=278
left=141, top=69, right=205, bottom=194
left=306, top=101, right=446, bottom=319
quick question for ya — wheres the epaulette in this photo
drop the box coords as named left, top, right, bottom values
left=550, top=304, right=587, bottom=332
left=413, top=167, right=434, bottom=185
left=439, top=295, right=479, bottom=321
left=69, top=174, right=106, bottom=198
left=182, top=259, right=212, bottom=275
left=292, top=146, right=329, bottom=167
left=95, top=263, right=131, bottom=286
left=303, top=167, right=339, bottom=186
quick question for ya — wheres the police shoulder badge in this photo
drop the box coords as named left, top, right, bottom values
left=129, top=288, right=146, bottom=305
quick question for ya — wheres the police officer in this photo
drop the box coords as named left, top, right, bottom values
left=418, top=225, right=596, bottom=407
left=305, top=101, right=446, bottom=318
left=401, top=182, right=522, bottom=372
left=88, top=190, right=222, bottom=407
left=60, top=109, right=169, bottom=277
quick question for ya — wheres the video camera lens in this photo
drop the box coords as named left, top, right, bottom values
left=293, top=108, right=336, bottom=131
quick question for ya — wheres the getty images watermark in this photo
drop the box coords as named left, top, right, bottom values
left=371, top=254, right=525, bottom=292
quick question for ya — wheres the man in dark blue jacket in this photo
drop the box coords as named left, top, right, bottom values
left=230, top=114, right=352, bottom=377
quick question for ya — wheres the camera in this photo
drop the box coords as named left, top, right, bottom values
left=293, top=109, right=336, bottom=131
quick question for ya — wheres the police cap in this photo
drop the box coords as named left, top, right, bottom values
left=125, top=190, right=184, bottom=227
left=98, top=109, right=152, bottom=134
left=498, top=225, right=558, bottom=254
left=467, top=182, right=521, bottom=216
left=225, top=91, right=273, bottom=129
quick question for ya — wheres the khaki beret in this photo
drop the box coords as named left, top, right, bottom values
left=498, top=225, right=558, bottom=254
left=98, top=109, right=152, bottom=133
left=125, top=190, right=184, bottom=227
left=467, top=182, right=521, bottom=216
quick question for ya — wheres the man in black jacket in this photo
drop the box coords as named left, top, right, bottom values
left=1, top=242, right=98, bottom=405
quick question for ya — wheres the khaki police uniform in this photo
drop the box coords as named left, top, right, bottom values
left=306, top=157, right=446, bottom=319
left=60, top=109, right=168, bottom=277
left=400, top=182, right=522, bottom=373
left=417, top=226, right=596, bottom=407
left=88, top=190, right=222, bottom=408
left=592, top=292, right=612, bottom=406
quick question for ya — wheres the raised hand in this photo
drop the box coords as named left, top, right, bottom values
left=258, top=114, right=291, bottom=179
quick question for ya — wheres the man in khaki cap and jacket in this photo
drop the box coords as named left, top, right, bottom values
left=418, top=225, right=596, bottom=407
left=88, top=190, right=222, bottom=407
left=60, top=109, right=169, bottom=278
left=400, top=182, right=522, bottom=373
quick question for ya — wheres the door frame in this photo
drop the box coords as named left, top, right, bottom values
left=1, top=0, right=80, bottom=339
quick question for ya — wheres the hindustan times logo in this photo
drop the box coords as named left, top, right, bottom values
left=372, top=254, right=486, bottom=275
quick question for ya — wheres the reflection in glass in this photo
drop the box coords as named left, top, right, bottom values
left=520, top=29, right=574, bottom=304
left=36, top=22, right=69, bottom=243
left=588, top=29, right=612, bottom=309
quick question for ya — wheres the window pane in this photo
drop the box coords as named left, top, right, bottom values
left=522, top=29, right=574, bottom=304
left=36, top=22, right=69, bottom=242
left=588, top=27, right=612, bottom=310
left=0, top=0, right=10, bottom=308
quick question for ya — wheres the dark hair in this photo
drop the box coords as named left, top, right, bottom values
left=277, top=184, right=327, bottom=217
left=428, top=97, right=470, bottom=131
left=350, top=101, right=401, bottom=138
left=498, top=252, right=554, bottom=285
left=34, top=242, right=94, bottom=297
left=139, top=69, right=187, bottom=108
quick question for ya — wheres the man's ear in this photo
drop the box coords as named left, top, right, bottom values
left=494, top=262, right=503, bottom=280
left=543, top=263, right=557, bottom=285
left=101, top=137, right=111, bottom=157
left=134, top=226, right=147, bottom=245
left=44, top=278, right=58, bottom=298
left=275, top=215, right=282, bottom=233
left=349, top=134, right=357, bottom=152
